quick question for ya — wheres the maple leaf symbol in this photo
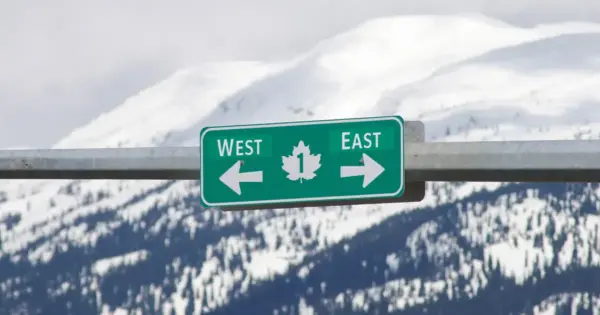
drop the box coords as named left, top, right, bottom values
left=282, top=140, right=321, bottom=183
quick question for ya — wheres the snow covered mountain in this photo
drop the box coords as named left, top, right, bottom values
left=3, top=14, right=600, bottom=315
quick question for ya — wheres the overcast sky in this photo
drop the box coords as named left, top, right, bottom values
left=1, top=0, right=598, bottom=148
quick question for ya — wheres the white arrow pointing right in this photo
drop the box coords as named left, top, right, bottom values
left=340, top=153, right=385, bottom=188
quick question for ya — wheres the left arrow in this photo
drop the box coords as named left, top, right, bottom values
left=219, top=161, right=263, bottom=195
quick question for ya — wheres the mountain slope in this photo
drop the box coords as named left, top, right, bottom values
left=3, top=14, right=600, bottom=315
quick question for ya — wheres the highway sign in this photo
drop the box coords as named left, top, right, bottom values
left=199, top=116, right=406, bottom=210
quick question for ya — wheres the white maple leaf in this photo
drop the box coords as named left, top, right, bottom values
left=281, top=140, right=321, bottom=182
left=282, top=154, right=300, bottom=181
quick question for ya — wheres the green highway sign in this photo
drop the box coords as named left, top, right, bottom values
left=199, top=116, right=406, bottom=210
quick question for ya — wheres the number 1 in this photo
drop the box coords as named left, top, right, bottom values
left=298, top=152, right=304, bottom=174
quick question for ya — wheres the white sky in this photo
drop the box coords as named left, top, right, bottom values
left=1, top=0, right=598, bottom=148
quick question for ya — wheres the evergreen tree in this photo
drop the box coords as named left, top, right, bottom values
left=185, top=272, right=195, bottom=315
left=546, top=217, right=556, bottom=239
left=586, top=242, right=593, bottom=267
left=572, top=244, right=581, bottom=269
left=530, top=255, right=541, bottom=282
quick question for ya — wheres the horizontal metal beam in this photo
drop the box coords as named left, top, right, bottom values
left=0, top=146, right=200, bottom=180
left=1, top=139, right=600, bottom=182
left=406, top=140, right=600, bottom=182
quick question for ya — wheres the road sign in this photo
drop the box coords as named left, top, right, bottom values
left=199, top=116, right=406, bottom=210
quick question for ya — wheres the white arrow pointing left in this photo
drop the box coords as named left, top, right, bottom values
left=219, top=161, right=263, bottom=195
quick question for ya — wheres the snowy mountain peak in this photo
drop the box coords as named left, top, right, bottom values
left=49, top=15, right=600, bottom=152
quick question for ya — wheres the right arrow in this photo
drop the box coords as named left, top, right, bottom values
left=340, top=153, right=385, bottom=188
left=219, top=161, right=263, bottom=195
